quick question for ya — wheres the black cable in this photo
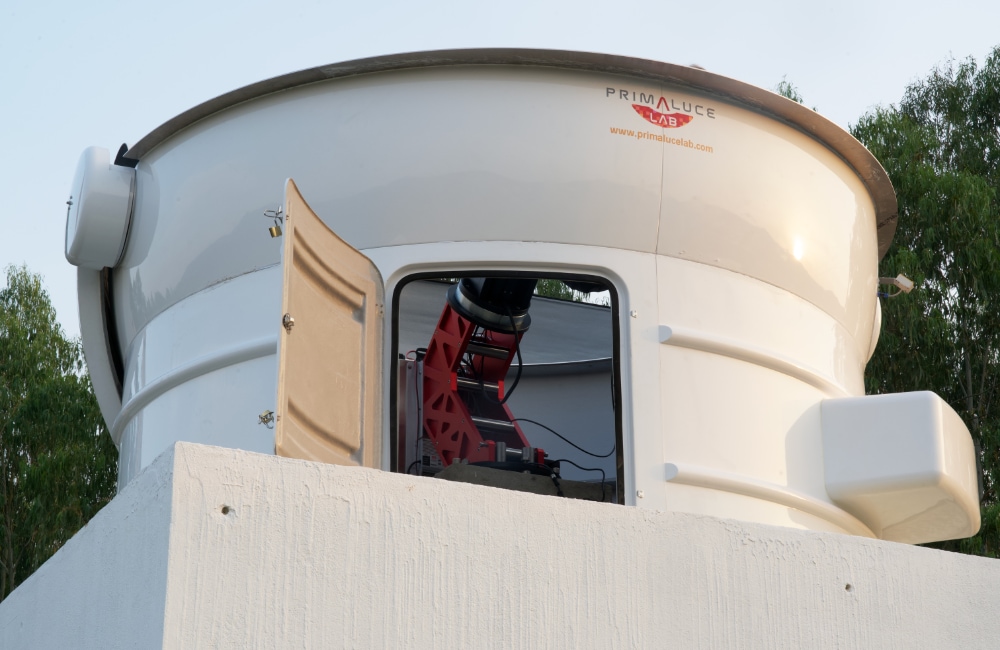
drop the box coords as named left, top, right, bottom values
left=406, top=460, right=421, bottom=475
left=512, top=418, right=616, bottom=458
left=498, top=305, right=523, bottom=405
left=549, top=472, right=565, bottom=498
left=462, top=342, right=496, bottom=406
left=473, top=460, right=605, bottom=502
left=465, top=314, right=522, bottom=406
left=465, top=326, right=480, bottom=375
left=550, top=458, right=607, bottom=502
left=472, top=460, right=553, bottom=476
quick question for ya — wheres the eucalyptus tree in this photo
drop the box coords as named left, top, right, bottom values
left=852, top=47, right=1000, bottom=556
left=0, top=266, right=117, bottom=600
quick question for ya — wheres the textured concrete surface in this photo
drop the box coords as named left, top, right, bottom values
left=0, top=443, right=174, bottom=649
left=3, top=442, right=999, bottom=648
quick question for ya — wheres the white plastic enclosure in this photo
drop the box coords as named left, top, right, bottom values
left=822, top=391, right=980, bottom=543
left=65, top=146, right=134, bottom=269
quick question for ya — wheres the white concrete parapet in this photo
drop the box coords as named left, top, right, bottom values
left=2, top=442, right=998, bottom=648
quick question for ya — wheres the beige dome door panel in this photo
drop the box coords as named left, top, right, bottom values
left=275, top=179, right=384, bottom=468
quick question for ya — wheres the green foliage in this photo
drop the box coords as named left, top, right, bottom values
left=774, top=76, right=817, bottom=111
left=775, top=76, right=805, bottom=104
left=534, top=280, right=610, bottom=306
left=0, top=265, right=117, bottom=601
left=534, top=279, right=579, bottom=301
left=852, top=47, right=1000, bottom=557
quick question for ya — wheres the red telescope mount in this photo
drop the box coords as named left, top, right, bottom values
left=420, top=278, right=552, bottom=472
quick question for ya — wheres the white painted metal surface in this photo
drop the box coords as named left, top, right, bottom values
left=114, top=268, right=279, bottom=488
left=3, top=443, right=999, bottom=649
left=77, top=267, right=123, bottom=429
left=64, top=49, right=979, bottom=542
left=822, top=391, right=981, bottom=543
left=65, top=146, right=133, bottom=269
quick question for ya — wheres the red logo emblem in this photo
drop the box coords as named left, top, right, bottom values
left=632, top=104, right=694, bottom=129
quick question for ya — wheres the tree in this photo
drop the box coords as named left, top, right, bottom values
left=852, top=47, right=1000, bottom=556
left=0, top=265, right=118, bottom=601
left=534, top=279, right=610, bottom=304
left=775, top=76, right=805, bottom=104
left=774, top=76, right=816, bottom=111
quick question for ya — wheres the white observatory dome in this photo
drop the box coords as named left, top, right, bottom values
left=67, top=50, right=979, bottom=544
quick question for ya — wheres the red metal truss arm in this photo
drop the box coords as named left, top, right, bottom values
left=421, top=303, right=531, bottom=465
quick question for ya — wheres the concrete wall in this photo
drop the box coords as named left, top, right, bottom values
left=2, top=442, right=999, bottom=648
left=0, top=444, right=174, bottom=649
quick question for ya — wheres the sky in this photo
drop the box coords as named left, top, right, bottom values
left=1, top=0, right=998, bottom=340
